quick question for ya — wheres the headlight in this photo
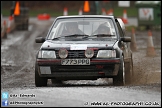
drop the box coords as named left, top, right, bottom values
left=59, top=48, right=68, bottom=58
left=97, top=50, right=116, bottom=58
left=85, top=48, right=94, bottom=58
left=38, top=50, right=56, bottom=58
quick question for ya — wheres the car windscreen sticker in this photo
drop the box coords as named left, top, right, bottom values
left=70, top=45, right=87, bottom=50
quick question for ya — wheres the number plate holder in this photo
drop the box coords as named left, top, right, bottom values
left=61, top=59, right=90, bottom=65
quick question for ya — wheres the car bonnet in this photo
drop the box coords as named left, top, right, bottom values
left=41, top=40, right=117, bottom=49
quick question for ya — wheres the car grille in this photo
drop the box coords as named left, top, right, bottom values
left=51, top=65, right=97, bottom=72
left=56, top=50, right=98, bottom=58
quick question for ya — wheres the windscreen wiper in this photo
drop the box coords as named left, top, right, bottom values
left=83, top=34, right=115, bottom=39
left=92, top=34, right=115, bottom=37
left=52, top=34, right=89, bottom=40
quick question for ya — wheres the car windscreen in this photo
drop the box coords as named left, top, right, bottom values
left=47, top=17, right=117, bottom=41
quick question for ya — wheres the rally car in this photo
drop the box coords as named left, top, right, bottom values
left=35, top=15, right=133, bottom=87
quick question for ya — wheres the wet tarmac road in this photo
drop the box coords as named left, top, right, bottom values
left=1, top=17, right=161, bottom=107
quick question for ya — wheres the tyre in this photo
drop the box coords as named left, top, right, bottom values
left=35, top=62, right=47, bottom=87
left=16, top=24, right=23, bottom=30
left=125, top=57, right=133, bottom=85
left=113, top=56, right=125, bottom=86
left=23, top=19, right=28, bottom=30
left=51, top=79, right=62, bottom=85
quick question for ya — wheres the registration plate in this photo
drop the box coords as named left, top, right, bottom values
left=61, top=59, right=90, bottom=65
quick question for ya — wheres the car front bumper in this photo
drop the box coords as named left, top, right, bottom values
left=36, top=58, right=120, bottom=80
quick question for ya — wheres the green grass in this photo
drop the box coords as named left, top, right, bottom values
left=113, top=7, right=138, bottom=17
left=125, top=25, right=138, bottom=32
left=1, top=9, right=10, bottom=16
left=29, top=9, right=63, bottom=17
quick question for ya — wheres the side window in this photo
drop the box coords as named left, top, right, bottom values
left=116, top=21, right=124, bottom=38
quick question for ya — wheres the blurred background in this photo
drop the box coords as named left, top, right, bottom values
left=1, top=1, right=138, bottom=17
left=1, top=1, right=161, bottom=31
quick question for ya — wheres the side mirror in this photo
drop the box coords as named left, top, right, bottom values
left=35, top=37, right=45, bottom=43
left=120, top=37, right=131, bottom=42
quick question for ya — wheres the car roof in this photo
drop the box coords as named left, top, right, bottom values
left=56, top=15, right=115, bottom=19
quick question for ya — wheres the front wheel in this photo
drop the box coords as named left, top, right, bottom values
left=35, top=62, right=47, bottom=87
left=113, top=56, right=125, bottom=86
left=125, top=57, right=133, bottom=85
